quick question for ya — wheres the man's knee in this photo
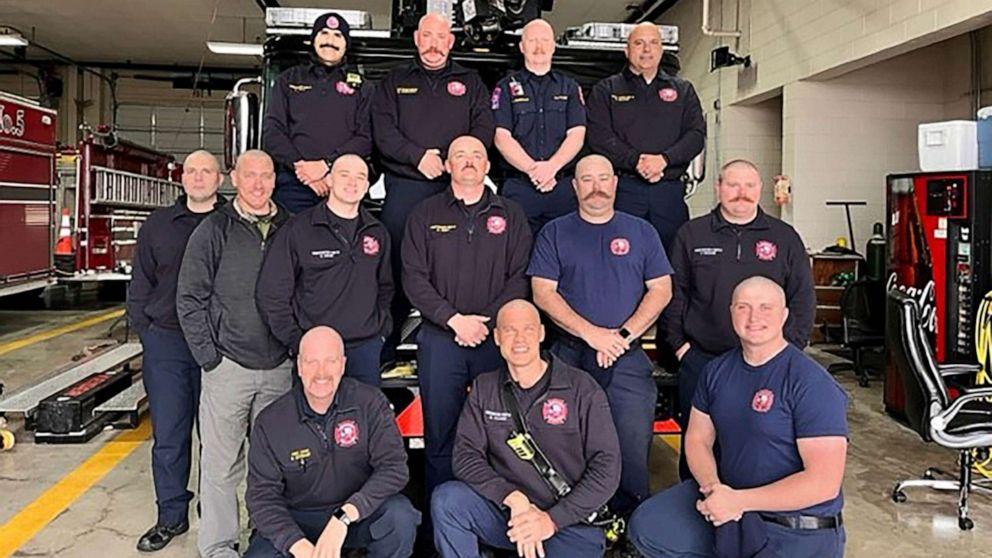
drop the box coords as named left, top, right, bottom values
left=241, top=533, right=281, bottom=558
left=431, top=481, right=475, bottom=523
left=374, top=495, right=420, bottom=544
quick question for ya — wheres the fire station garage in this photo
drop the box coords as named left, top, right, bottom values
left=2, top=1, right=992, bottom=557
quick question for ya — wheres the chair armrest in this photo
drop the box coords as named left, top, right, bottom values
left=932, top=387, right=992, bottom=431
left=938, top=364, right=982, bottom=378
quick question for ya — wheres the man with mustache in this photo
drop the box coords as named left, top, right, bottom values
left=529, top=154, right=673, bottom=522
left=586, top=22, right=705, bottom=252
left=263, top=12, right=372, bottom=213
left=373, top=12, right=495, bottom=366
left=402, top=136, right=531, bottom=535
left=256, top=155, right=393, bottom=387
left=492, top=18, right=585, bottom=236
left=660, top=159, right=815, bottom=481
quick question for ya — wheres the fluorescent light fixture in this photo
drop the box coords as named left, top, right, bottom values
left=206, top=41, right=263, bottom=56
left=0, top=32, right=28, bottom=47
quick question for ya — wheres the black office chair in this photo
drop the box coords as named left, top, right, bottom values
left=828, top=279, right=885, bottom=386
left=887, top=290, right=992, bottom=530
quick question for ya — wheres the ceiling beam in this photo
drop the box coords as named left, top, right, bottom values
left=624, top=0, right=680, bottom=23
left=255, top=0, right=279, bottom=12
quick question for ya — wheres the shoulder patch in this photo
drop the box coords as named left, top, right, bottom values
left=491, top=86, right=502, bottom=110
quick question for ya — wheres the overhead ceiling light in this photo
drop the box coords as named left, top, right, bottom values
left=206, top=41, right=263, bottom=56
left=0, top=32, right=28, bottom=47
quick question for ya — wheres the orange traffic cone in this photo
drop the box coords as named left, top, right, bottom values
left=54, top=208, right=75, bottom=273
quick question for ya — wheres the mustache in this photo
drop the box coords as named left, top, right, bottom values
left=583, top=191, right=611, bottom=200
left=423, top=47, right=444, bottom=55
left=318, top=44, right=341, bottom=51
left=730, top=196, right=754, bottom=203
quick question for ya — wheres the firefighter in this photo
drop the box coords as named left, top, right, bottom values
left=629, top=277, right=848, bottom=558
left=244, top=326, right=419, bottom=558
left=661, top=159, right=816, bottom=481
left=529, top=154, right=673, bottom=518
left=372, top=13, right=495, bottom=365
left=432, top=299, right=621, bottom=558
left=256, top=154, right=392, bottom=387
left=176, top=150, right=292, bottom=558
left=263, top=12, right=372, bottom=214
left=402, top=135, right=531, bottom=523
left=492, top=18, right=585, bottom=236
left=586, top=22, right=705, bottom=251
left=127, top=150, right=224, bottom=553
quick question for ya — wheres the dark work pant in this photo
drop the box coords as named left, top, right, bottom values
left=552, top=339, right=656, bottom=516
left=628, top=480, right=846, bottom=558
left=380, top=174, right=447, bottom=365
left=677, top=346, right=719, bottom=481
left=273, top=169, right=321, bottom=215
left=345, top=336, right=385, bottom=387
left=139, top=325, right=201, bottom=526
left=243, top=495, right=420, bottom=558
left=432, top=481, right=606, bottom=558
left=501, top=175, right=577, bottom=237
left=614, top=176, right=688, bottom=253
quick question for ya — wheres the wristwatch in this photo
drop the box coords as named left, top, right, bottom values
left=619, top=327, right=634, bottom=342
left=333, top=507, right=353, bottom=527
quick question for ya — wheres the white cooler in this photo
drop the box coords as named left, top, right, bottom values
left=918, top=120, right=978, bottom=172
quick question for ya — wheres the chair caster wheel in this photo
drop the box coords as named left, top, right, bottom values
left=0, top=429, right=14, bottom=451
left=923, top=469, right=935, bottom=480
left=960, top=517, right=974, bottom=530
left=892, top=490, right=907, bottom=503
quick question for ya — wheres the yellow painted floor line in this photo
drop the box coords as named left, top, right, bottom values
left=661, top=434, right=681, bottom=453
left=0, top=308, right=125, bottom=357
left=0, top=419, right=151, bottom=557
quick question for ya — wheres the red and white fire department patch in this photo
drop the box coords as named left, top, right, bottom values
left=326, top=16, right=340, bottom=29
left=610, top=237, right=630, bottom=256
left=335, top=81, right=356, bottom=96
left=362, top=235, right=380, bottom=256
left=659, top=87, right=679, bottom=102
left=542, top=398, right=568, bottom=425
left=755, top=240, right=778, bottom=261
left=448, top=81, right=467, bottom=96
left=335, top=420, right=359, bottom=447
left=752, top=389, right=775, bottom=413
left=491, top=87, right=501, bottom=110
left=487, top=215, right=507, bottom=235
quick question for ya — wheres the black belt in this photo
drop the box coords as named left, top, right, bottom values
left=759, top=512, right=842, bottom=530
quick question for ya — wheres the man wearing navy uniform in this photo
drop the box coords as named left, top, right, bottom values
left=256, top=155, right=392, bottom=387
left=373, top=13, right=495, bottom=364
left=402, top=136, right=531, bottom=513
left=492, top=18, right=585, bottom=235
left=661, top=159, right=815, bottom=480
left=586, top=22, right=705, bottom=251
left=263, top=12, right=372, bottom=213
left=432, top=299, right=620, bottom=558
left=629, top=276, right=848, bottom=558
left=529, top=154, right=673, bottom=517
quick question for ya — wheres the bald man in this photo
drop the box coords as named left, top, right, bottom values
left=661, top=159, right=815, bottom=481
left=586, top=22, right=705, bottom=251
left=257, top=154, right=393, bottom=387
left=373, top=12, right=496, bottom=365
left=530, top=154, right=673, bottom=518
left=177, top=150, right=293, bottom=558
left=492, top=19, right=585, bottom=235
left=128, top=150, right=225, bottom=552
left=630, top=277, right=848, bottom=558
left=245, top=327, right=418, bottom=558
left=402, top=135, right=531, bottom=518
left=433, top=299, right=620, bottom=557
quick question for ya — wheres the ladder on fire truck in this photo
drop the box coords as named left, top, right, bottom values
left=91, top=166, right=181, bottom=208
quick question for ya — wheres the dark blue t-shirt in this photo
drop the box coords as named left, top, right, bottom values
left=692, top=344, right=848, bottom=517
left=527, top=211, right=673, bottom=328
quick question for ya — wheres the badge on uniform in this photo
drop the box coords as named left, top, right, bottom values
left=491, top=87, right=502, bottom=110
left=448, top=80, right=467, bottom=97
left=611, top=94, right=634, bottom=103
left=362, top=235, right=380, bottom=256
left=396, top=87, right=419, bottom=95
left=336, top=81, right=356, bottom=96
left=430, top=224, right=457, bottom=233
left=542, top=398, right=568, bottom=425
left=509, top=79, right=525, bottom=97
left=610, top=237, right=630, bottom=256
left=659, top=87, right=679, bottom=102
left=752, top=389, right=775, bottom=413
left=487, top=215, right=507, bottom=235
left=289, top=84, right=313, bottom=93
left=345, top=72, right=363, bottom=86
left=335, top=420, right=360, bottom=447
left=755, top=240, right=778, bottom=261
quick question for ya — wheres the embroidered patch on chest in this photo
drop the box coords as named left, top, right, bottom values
left=610, top=237, right=630, bottom=256
left=752, top=389, right=775, bottom=413
left=755, top=240, right=778, bottom=261
left=542, top=398, right=568, bottom=425
left=335, top=420, right=360, bottom=447
left=362, top=235, right=380, bottom=256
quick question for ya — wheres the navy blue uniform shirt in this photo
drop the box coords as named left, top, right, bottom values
left=527, top=211, right=673, bottom=329
left=492, top=69, right=585, bottom=174
left=693, top=344, right=849, bottom=517
left=262, top=63, right=373, bottom=168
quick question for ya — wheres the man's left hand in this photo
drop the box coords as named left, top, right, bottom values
left=313, top=504, right=358, bottom=558
left=696, top=483, right=745, bottom=526
left=637, top=154, right=667, bottom=183
left=507, top=505, right=556, bottom=556
left=527, top=161, right=560, bottom=192
left=295, top=159, right=330, bottom=184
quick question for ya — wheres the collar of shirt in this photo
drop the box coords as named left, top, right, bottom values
left=499, top=351, right=574, bottom=392
left=168, top=194, right=226, bottom=221
left=518, top=68, right=558, bottom=85
left=709, top=205, right=771, bottom=233
left=307, top=59, right=346, bottom=79
left=621, top=66, right=673, bottom=89
left=293, top=378, right=353, bottom=427
left=443, top=185, right=505, bottom=212
left=310, top=202, right=373, bottom=231
left=233, top=197, right=278, bottom=224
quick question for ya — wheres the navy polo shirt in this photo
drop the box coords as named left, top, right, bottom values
left=527, top=211, right=673, bottom=328
left=693, top=344, right=849, bottom=517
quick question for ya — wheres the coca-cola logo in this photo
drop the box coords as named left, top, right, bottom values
left=887, top=272, right=937, bottom=333
left=0, top=104, right=25, bottom=137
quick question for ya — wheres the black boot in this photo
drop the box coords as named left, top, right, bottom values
left=136, top=520, right=189, bottom=552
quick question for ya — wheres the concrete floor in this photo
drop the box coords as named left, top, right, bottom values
left=2, top=307, right=992, bottom=557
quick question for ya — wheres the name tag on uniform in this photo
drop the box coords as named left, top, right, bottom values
left=290, top=448, right=311, bottom=462
left=511, top=97, right=530, bottom=104
left=553, top=95, right=569, bottom=101
left=311, top=249, right=341, bottom=260
left=396, top=86, right=419, bottom=94
left=288, top=84, right=313, bottom=92
left=346, top=72, right=363, bottom=86
left=694, top=247, right=723, bottom=256
left=429, top=224, right=457, bottom=233
left=485, top=410, right=511, bottom=422
left=611, top=94, right=635, bottom=102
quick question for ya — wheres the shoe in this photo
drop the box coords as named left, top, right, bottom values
left=136, top=520, right=189, bottom=552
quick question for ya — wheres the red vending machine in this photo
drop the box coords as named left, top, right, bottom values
left=885, top=171, right=992, bottom=416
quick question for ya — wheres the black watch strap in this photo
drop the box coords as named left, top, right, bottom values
left=333, top=507, right=352, bottom=526
left=619, top=327, right=632, bottom=340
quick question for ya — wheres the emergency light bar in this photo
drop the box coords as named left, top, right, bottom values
left=207, top=42, right=264, bottom=56
left=265, top=8, right=373, bottom=30
left=562, top=22, right=679, bottom=46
